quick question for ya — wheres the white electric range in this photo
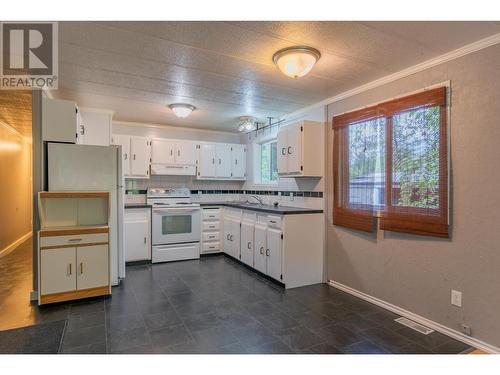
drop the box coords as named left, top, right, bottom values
left=147, top=188, right=201, bottom=263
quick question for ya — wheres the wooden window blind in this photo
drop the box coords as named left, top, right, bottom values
left=332, top=87, right=449, bottom=237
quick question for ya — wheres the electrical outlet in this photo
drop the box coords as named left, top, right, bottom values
left=451, top=290, right=462, bottom=307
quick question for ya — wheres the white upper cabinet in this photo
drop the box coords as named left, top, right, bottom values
left=151, top=139, right=176, bottom=164
left=198, top=143, right=216, bottom=178
left=175, top=140, right=197, bottom=165
left=130, top=136, right=151, bottom=178
left=231, top=144, right=246, bottom=179
left=42, top=97, right=78, bottom=143
left=111, top=134, right=131, bottom=176
left=215, top=144, right=232, bottom=178
left=78, top=109, right=113, bottom=146
left=197, top=142, right=246, bottom=180
left=277, top=120, right=324, bottom=177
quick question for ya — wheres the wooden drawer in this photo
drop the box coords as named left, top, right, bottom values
left=203, top=209, right=220, bottom=221
left=202, top=241, right=220, bottom=253
left=203, top=221, right=220, bottom=232
left=40, top=233, right=108, bottom=248
left=203, top=232, right=220, bottom=242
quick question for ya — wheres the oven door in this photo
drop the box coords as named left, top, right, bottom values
left=152, top=207, right=201, bottom=245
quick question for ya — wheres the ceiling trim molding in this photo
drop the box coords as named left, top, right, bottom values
left=284, top=32, right=500, bottom=119
left=113, top=120, right=241, bottom=136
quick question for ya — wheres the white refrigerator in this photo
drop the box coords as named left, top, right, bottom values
left=46, top=143, right=125, bottom=285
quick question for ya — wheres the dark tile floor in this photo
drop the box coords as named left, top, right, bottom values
left=0, top=242, right=473, bottom=354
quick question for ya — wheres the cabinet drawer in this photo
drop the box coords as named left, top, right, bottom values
left=202, top=242, right=220, bottom=253
left=203, top=232, right=220, bottom=242
left=203, top=209, right=220, bottom=221
left=203, top=221, right=220, bottom=231
left=40, top=233, right=108, bottom=248
left=267, top=215, right=282, bottom=229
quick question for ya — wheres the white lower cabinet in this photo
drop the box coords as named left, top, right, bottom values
left=223, top=212, right=241, bottom=259
left=124, top=208, right=151, bottom=262
left=40, top=244, right=110, bottom=296
left=201, top=207, right=222, bottom=254
left=240, top=220, right=255, bottom=267
left=77, top=245, right=109, bottom=290
left=266, top=228, right=283, bottom=281
left=40, top=247, right=77, bottom=295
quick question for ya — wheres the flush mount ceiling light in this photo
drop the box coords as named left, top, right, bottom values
left=237, top=116, right=257, bottom=132
left=272, top=46, right=321, bottom=79
left=168, top=103, right=196, bottom=118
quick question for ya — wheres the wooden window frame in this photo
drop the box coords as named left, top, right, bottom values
left=332, top=87, right=449, bottom=237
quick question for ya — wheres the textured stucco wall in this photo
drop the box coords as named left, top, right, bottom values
left=325, top=44, right=500, bottom=347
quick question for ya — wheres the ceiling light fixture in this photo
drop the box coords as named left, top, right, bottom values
left=168, top=103, right=196, bottom=118
left=272, top=46, right=321, bottom=79
left=237, top=116, right=257, bottom=133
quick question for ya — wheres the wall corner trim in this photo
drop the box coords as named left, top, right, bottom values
left=285, top=32, right=500, bottom=120
left=0, top=231, right=32, bottom=259
left=328, top=280, right=500, bottom=354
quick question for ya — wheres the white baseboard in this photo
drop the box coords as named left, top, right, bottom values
left=328, top=280, right=500, bottom=354
left=0, top=231, right=32, bottom=259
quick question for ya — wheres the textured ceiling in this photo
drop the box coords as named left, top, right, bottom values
left=53, top=21, right=500, bottom=132
left=0, top=91, right=32, bottom=138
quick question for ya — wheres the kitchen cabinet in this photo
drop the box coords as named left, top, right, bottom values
left=201, top=207, right=221, bottom=254
left=78, top=109, right=113, bottom=146
left=198, top=143, right=216, bottom=178
left=76, top=245, right=109, bottom=290
left=42, top=97, right=78, bottom=143
left=220, top=207, right=324, bottom=288
left=197, top=142, right=246, bottom=180
left=277, top=120, right=324, bottom=177
left=231, top=144, right=246, bottom=179
left=37, top=191, right=112, bottom=305
left=40, top=247, right=77, bottom=295
left=151, top=139, right=196, bottom=166
left=223, top=212, right=241, bottom=259
left=240, top=220, right=255, bottom=267
left=124, top=208, right=151, bottom=262
left=130, top=136, right=151, bottom=178
left=111, top=134, right=131, bottom=176
left=151, top=139, right=176, bottom=164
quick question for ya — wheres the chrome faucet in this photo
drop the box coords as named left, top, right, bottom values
left=249, top=195, right=264, bottom=205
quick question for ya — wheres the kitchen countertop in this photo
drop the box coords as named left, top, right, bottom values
left=198, top=201, right=323, bottom=215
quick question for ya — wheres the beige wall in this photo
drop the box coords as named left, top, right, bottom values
left=0, top=123, right=32, bottom=253
left=326, top=44, right=500, bottom=347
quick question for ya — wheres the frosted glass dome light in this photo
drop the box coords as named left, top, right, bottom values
left=272, top=46, right=321, bottom=79
left=169, top=103, right=196, bottom=118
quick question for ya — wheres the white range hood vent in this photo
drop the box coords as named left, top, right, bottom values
left=150, top=164, right=196, bottom=176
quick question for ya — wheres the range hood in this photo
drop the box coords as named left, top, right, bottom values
left=150, top=164, right=196, bottom=176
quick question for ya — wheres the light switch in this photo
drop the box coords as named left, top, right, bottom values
left=451, top=290, right=462, bottom=307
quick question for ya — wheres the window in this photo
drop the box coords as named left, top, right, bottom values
left=260, top=140, right=278, bottom=184
left=332, top=87, right=448, bottom=237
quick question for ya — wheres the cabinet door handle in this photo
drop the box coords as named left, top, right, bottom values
left=68, top=238, right=82, bottom=242
left=230, top=234, right=233, bottom=241
left=209, top=235, right=215, bottom=239
left=212, top=158, right=215, bottom=164
left=266, top=249, right=270, bottom=256
left=80, top=262, right=84, bottom=274
left=144, top=237, right=147, bottom=244
left=287, top=146, right=292, bottom=155
left=247, top=242, right=251, bottom=249
left=235, top=159, right=238, bottom=165
left=133, top=154, right=136, bottom=160
left=259, top=247, right=264, bottom=255
left=269, top=220, right=276, bottom=224
left=178, top=150, right=180, bottom=156
left=209, top=225, right=215, bottom=229
left=226, top=234, right=230, bottom=240
left=69, top=263, right=72, bottom=275
left=281, top=147, right=286, bottom=155
left=219, top=158, right=221, bottom=165
left=124, top=153, right=128, bottom=160
left=170, top=149, right=173, bottom=156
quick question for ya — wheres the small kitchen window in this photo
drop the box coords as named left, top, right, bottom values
left=260, top=140, right=278, bottom=184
